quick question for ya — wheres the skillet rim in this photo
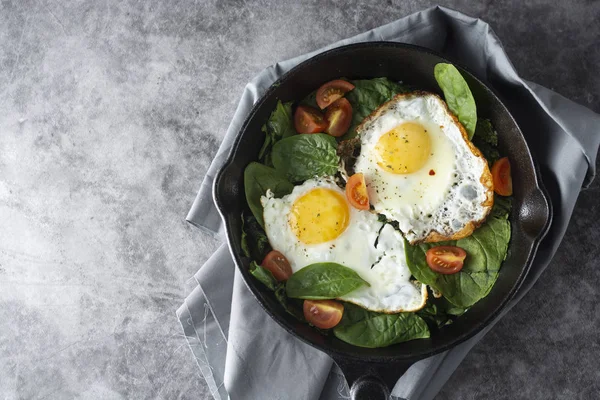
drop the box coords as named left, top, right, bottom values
left=212, top=41, right=552, bottom=363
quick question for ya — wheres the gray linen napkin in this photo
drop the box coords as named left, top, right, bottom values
left=177, top=6, right=600, bottom=400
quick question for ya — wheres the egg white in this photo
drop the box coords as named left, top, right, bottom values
left=261, top=178, right=427, bottom=313
left=354, top=92, right=492, bottom=243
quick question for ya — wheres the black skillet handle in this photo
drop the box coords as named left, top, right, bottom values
left=333, top=357, right=413, bottom=400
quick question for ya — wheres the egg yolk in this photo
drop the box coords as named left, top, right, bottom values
left=288, top=188, right=349, bottom=244
left=375, top=122, right=432, bottom=174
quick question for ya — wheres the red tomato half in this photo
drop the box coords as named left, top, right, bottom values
left=294, top=105, right=328, bottom=134
left=316, top=79, right=355, bottom=109
left=491, top=157, right=513, bottom=196
left=426, top=246, right=467, bottom=275
left=324, top=98, right=353, bottom=137
left=345, top=173, right=370, bottom=210
left=261, top=250, right=293, bottom=281
left=303, top=300, right=344, bottom=329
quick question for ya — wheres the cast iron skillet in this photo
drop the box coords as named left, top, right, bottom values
left=213, top=42, right=551, bottom=399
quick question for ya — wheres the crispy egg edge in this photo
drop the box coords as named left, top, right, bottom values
left=355, top=90, right=495, bottom=245
left=339, top=281, right=429, bottom=314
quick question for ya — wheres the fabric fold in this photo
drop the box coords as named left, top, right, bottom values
left=179, top=6, right=600, bottom=400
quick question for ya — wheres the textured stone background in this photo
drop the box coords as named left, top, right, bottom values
left=1, top=0, right=599, bottom=399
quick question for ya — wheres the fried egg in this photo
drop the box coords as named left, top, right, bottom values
left=353, top=91, right=494, bottom=244
left=261, top=178, right=427, bottom=313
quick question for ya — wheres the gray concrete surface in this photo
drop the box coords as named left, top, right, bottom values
left=1, top=0, right=599, bottom=399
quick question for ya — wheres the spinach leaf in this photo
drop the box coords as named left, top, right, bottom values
left=474, top=119, right=497, bottom=146
left=405, top=215, right=511, bottom=308
left=473, top=119, right=500, bottom=165
left=417, top=296, right=467, bottom=330
left=275, top=283, right=306, bottom=322
left=491, top=195, right=512, bottom=219
left=244, top=162, right=294, bottom=227
left=240, top=211, right=271, bottom=261
left=249, top=261, right=278, bottom=291
left=333, top=303, right=430, bottom=348
left=434, top=63, right=477, bottom=139
left=248, top=261, right=306, bottom=322
left=343, top=78, right=409, bottom=140
left=268, top=101, right=296, bottom=139
left=259, top=101, right=296, bottom=166
left=417, top=302, right=452, bottom=329
left=241, top=216, right=250, bottom=258
left=258, top=127, right=274, bottom=167
left=300, top=90, right=319, bottom=109
left=286, top=262, right=370, bottom=300
left=440, top=297, right=469, bottom=317
left=271, top=134, right=340, bottom=183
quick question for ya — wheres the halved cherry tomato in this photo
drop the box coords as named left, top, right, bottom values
left=324, top=98, right=353, bottom=137
left=345, top=173, right=370, bottom=210
left=294, top=105, right=328, bottom=134
left=491, top=157, right=513, bottom=196
left=426, top=246, right=467, bottom=275
left=316, top=79, right=355, bottom=109
left=303, top=300, right=344, bottom=329
left=261, top=250, right=293, bottom=281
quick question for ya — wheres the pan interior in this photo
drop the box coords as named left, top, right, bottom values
left=214, top=42, right=549, bottom=362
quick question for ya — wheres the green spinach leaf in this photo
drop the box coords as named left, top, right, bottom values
left=259, top=101, right=296, bottom=165
left=416, top=302, right=452, bottom=329
left=441, top=297, right=469, bottom=317
left=474, top=119, right=497, bottom=146
left=241, top=216, right=250, bottom=258
left=473, top=119, right=500, bottom=165
left=333, top=303, right=430, bottom=348
left=286, top=262, right=370, bottom=299
left=417, top=296, right=467, bottom=330
left=268, top=101, right=296, bottom=139
left=300, top=90, right=319, bottom=109
left=258, top=126, right=274, bottom=166
left=240, top=211, right=271, bottom=261
left=244, top=162, right=294, bottom=227
left=248, top=258, right=306, bottom=321
left=275, top=283, right=306, bottom=322
left=434, top=63, right=477, bottom=139
left=248, top=262, right=306, bottom=322
left=343, top=78, right=409, bottom=140
left=405, top=215, right=511, bottom=308
left=491, top=195, right=512, bottom=219
left=249, top=261, right=278, bottom=291
left=271, top=133, right=340, bottom=183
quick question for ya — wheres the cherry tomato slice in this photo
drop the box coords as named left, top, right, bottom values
left=345, top=173, right=370, bottom=210
left=303, top=300, right=344, bottom=329
left=294, top=105, right=328, bottom=134
left=324, top=98, right=353, bottom=137
left=316, top=79, right=355, bottom=109
left=491, top=157, right=513, bottom=196
left=426, top=246, right=467, bottom=275
left=261, top=250, right=293, bottom=281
